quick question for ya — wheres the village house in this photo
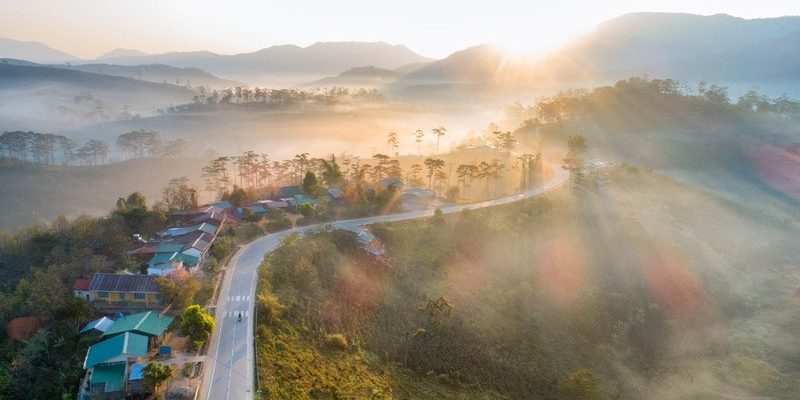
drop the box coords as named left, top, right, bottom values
left=76, top=273, right=163, bottom=309
left=82, top=332, right=149, bottom=400
left=78, top=312, right=174, bottom=400
left=400, top=188, right=437, bottom=210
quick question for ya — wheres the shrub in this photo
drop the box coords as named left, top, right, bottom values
left=234, top=223, right=264, bottom=241
left=323, top=333, right=348, bottom=351
left=210, top=236, right=236, bottom=260
left=257, top=292, right=286, bottom=325
left=266, top=218, right=292, bottom=232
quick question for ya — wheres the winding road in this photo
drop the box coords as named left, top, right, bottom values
left=199, top=165, right=569, bottom=400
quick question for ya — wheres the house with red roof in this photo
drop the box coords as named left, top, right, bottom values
left=73, top=278, right=91, bottom=300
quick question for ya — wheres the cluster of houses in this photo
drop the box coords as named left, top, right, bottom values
left=68, top=205, right=237, bottom=399
left=129, top=205, right=228, bottom=277
left=78, top=311, right=174, bottom=400
left=65, top=182, right=441, bottom=399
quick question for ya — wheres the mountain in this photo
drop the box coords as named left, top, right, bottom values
left=391, top=45, right=538, bottom=90
left=96, top=48, right=149, bottom=59
left=92, top=42, right=433, bottom=84
left=0, top=37, right=78, bottom=63
left=0, top=59, right=193, bottom=131
left=64, top=63, right=242, bottom=88
left=538, top=13, right=800, bottom=83
left=0, top=60, right=192, bottom=94
left=310, top=66, right=401, bottom=87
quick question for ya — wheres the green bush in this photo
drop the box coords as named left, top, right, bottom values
left=266, top=218, right=292, bottom=232
left=234, top=223, right=264, bottom=241
left=210, top=236, right=236, bottom=260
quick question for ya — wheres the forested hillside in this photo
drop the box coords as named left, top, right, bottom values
left=255, top=164, right=800, bottom=399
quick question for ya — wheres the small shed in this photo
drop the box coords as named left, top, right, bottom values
left=80, top=317, right=115, bottom=334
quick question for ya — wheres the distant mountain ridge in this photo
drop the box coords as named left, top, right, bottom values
left=0, top=37, right=78, bottom=63
left=63, top=63, right=242, bottom=88
left=0, top=59, right=192, bottom=94
left=311, top=66, right=402, bottom=86
left=97, top=48, right=150, bottom=59
left=538, top=12, right=800, bottom=82
left=91, top=41, right=433, bottom=80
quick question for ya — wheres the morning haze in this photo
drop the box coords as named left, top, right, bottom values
left=1, top=2, right=800, bottom=400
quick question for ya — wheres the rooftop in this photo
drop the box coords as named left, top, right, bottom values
left=73, top=278, right=91, bottom=291
left=84, top=332, right=149, bottom=369
left=279, top=185, right=302, bottom=198
left=89, top=273, right=159, bottom=293
left=80, top=316, right=115, bottom=334
left=102, top=311, right=174, bottom=338
left=90, top=363, right=127, bottom=393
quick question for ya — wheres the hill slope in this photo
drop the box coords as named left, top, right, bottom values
left=311, top=66, right=402, bottom=87
left=0, top=60, right=193, bottom=130
left=0, top=157, right=206, bottom=230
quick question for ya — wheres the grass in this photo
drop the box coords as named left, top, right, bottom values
left=256, top=323, right=391, bottom=400
left=255, top=311, right=506, bottom=400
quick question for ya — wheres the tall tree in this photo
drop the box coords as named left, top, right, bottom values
left=319, top=155, right=344, bottom=187
left=423, top=157, right=446, bottom=191
left=432, top=126, right=447, bottom=154
left=414, top=129, right=424, bottom=155
left=201, top=157, right=231, bottom=196
left=161, top=177, right=198, bottom=211
left=387, top=132, right=399, bottom=157
left=407, top=163, right=424, bottom=187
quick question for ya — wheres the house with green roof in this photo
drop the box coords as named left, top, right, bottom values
left=82, top=332, right=149, bottom=400
left=147, top=251, right=201, bottom=276
left=84, top=332, right=150, bottom=368
left=102, top=311, right=174, bottom=348
left=88, top=363, right=126, bottom=399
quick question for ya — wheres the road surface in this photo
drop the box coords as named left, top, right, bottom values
left=200, top=165, right=569, bottom=400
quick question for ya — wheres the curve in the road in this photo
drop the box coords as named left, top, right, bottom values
left=200, top=164, right=569, bottom=400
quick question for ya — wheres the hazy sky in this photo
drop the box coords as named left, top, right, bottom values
left=1, top=0, right=799, bottom=59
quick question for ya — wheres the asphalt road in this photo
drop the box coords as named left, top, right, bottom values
left=200, top=165, right=569, bottom=400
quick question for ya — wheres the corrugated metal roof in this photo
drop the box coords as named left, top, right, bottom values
left=148, top=252, right=180, bottom=266
left=84, top=332, right=149, bottom=368
left=89, top=274, right=159, bottom=293
left=90, top=363, right=126, bottom=393
left=80, top=317, right=115, bottom=334
left=209, top=200, right=233, bottom=209
left=156, top=242, right=184, bottom=253
left=279, top=185, right=302, bottom=197
left=197, top=223, right=218, bottom=235
left=102, top=311, right=174, bottom=339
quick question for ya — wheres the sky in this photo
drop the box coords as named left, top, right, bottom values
left=1, top=0, right=799, bottom=59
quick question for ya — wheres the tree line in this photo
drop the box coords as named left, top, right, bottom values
left=0, top=131, right=109, bottom=166
left=0, top=129, right=189, bottom=166
left=156, top=86, right=382, bottom=115
left=505, top=77, right=800, bottom=127
left=202, top=128, right=542, bottom=207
